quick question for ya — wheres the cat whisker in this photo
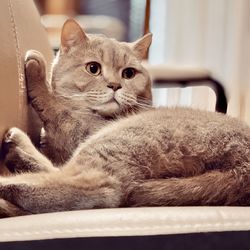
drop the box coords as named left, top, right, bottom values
left=55, top=93, right=87, bottom=101
left=86, top=90, right=106, bottom=94
left=86, top=94, right=108, bottom=98
left=133, top=104, right=152, bottom=112
left=121, top=94, right=152, bottom=108
left=136, top=101, right=152, bottom=108
left=116, top=93, right=152, bottom=114
left=137, top=97, right=152, bottom=105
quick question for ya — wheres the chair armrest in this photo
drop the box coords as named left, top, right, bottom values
left=144, top=64, right=228, bottom=113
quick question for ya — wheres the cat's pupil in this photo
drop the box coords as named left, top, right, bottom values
left=90, top=64, right=98, bottom=73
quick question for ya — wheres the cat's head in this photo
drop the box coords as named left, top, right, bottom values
left=52, top=19, right=152, bottom=117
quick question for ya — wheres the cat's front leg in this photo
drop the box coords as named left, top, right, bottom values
left=25, top=50, right=80, bottom=163
left=0, top=169, right=122, bottom=214
left=25, top=50, right=57, bottom=123
left=2, top=127, right=58, bottom=173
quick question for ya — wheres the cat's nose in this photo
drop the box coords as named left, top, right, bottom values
left=107, top=82, right=122, bottom=91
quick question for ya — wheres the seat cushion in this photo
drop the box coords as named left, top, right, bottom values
left=0, top=207, right=250, bottom=242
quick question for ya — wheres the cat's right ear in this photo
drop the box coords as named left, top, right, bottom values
left=60, top=19, right=89, bottom=53
left=131, top=33, right=152, bottom=60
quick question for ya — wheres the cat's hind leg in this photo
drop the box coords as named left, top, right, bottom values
left=2, top=127, right=58, bottom=173
left=126, top=168, right=250, bottom=206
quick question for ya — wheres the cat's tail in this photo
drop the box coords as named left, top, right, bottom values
left=126, top=167, right=250, bottom=206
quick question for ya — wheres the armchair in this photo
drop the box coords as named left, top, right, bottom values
left=0, top=1, right=250, bottom=249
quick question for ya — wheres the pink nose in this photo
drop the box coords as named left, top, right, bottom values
left=107, top=82, right=122, bottom=91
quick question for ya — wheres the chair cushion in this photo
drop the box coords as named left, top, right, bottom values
left=1, top=207, right=250, bottom=242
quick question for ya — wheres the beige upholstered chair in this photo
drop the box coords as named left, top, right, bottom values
left=0, top=1, right=250, bottom=248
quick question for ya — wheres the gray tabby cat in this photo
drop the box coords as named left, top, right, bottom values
left=1, top=20, right=250, bottom=218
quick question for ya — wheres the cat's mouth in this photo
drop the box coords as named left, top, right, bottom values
left=107, top=97, right=119, bottom=104
left=91, top=98, right=120, bottom=116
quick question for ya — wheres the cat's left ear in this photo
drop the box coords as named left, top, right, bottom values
left=131, top=33, right=152, bottom=60
left=60, top=19, right=89, bottom=53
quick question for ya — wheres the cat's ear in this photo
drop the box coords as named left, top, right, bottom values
left=60, top=19, right=89, bottom=53
left=131, top=33, right=152, bottom=60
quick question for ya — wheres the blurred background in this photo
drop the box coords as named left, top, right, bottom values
left=34, top=0, right=250, bottom=125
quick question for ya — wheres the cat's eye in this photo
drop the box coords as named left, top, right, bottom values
left=86, top=62, right=101, bottom=76
left=122, top=67, right=136, bottom=79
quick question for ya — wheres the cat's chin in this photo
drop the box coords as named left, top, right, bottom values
left=92, top=101, right=120, bottom=117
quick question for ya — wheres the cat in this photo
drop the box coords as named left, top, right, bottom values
left=1, top=20, right=250, bottom=218
left=4, top=19, right=153, bottom=172
left=0, top=19, right=152, bottom=217
left=1, top=102, right=250, bottom=216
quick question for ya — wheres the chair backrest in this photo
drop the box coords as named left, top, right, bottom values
left=0, top=0, right=53, bottom=169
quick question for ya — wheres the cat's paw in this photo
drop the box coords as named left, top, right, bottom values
left=25, top=50, right=47, bottom=98
left=3, top=127, right=29, bottom=147
left=2, top=128, right=34, bottom=172
left=25, top=50, right=46, bottom=81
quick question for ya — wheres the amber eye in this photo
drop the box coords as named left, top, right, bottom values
left=122, top=67, right=136, bottom=79
left=86, top=62, right=101, bottom=76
